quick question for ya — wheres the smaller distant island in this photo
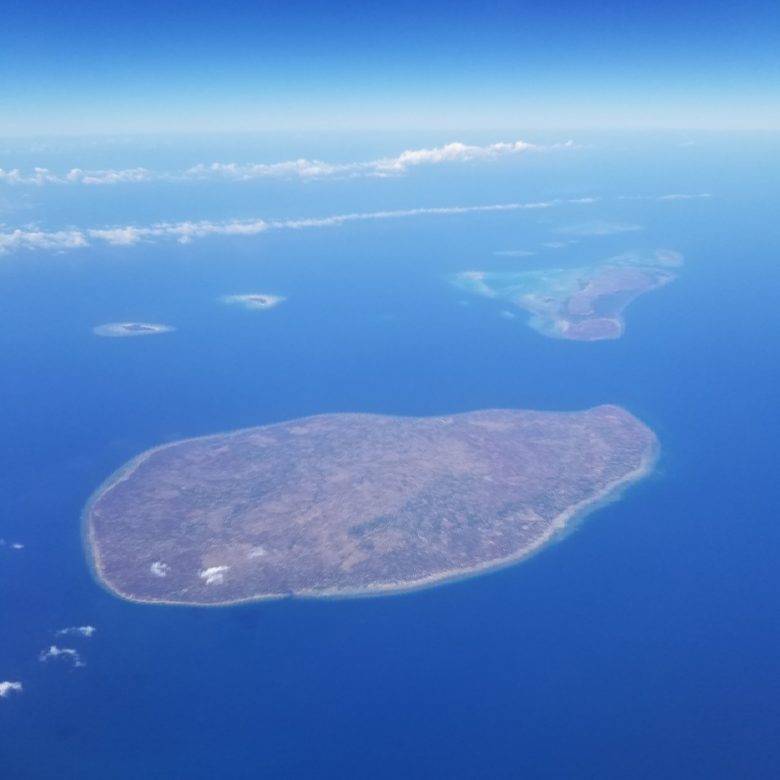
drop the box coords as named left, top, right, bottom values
left=93, top=322, right=174, bottom=338
left=222, top=293, right=285, bottom=310
left=454, top=249, right=682, bottom=341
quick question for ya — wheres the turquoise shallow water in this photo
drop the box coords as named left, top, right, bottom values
left=1, top=134, right=780, bottom=778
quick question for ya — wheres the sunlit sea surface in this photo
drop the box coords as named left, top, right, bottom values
left=1, top=133, right=779, bottom=779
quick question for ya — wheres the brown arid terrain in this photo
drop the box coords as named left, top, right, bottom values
left=85, top=406, right=657, bottom=605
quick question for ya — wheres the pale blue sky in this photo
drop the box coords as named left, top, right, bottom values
left=2, top=0, right=779, bottom=135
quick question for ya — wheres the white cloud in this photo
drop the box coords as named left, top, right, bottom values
left=0, top=539, right=24, bottom=550
left=0, top=166, right=153, bottom=185
left=185, top=159, right=345, bottom=181
left=150, top=561, right=169, bottom=577
left=87, top=226, right=145, bottom=246
left=0, top=139, right=573, bottom=187
left=0, top=228, right=88, bottom=254
left=67, top=168, right=151, bottom=185
left=88, top=219, right=269, bottom=246
left=199, top=565, right=229, bottom=585
left=368, top=139, right=543, bottom=175
left=0, top=681, right=23, bottom=698
left=0, top=198, right=586, bottom=256
left=39, top=645, right=85, bottom=667
left=0, top=168, right=60, bottom=185
left=55, top=625, right=96, bottom=638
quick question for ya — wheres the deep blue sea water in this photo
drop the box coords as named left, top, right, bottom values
left=1, top=133, right=780, bottom=778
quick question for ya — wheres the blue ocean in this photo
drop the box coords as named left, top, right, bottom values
left=1, top=133, right=779, bottom=778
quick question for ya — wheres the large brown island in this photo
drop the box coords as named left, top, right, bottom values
left=85, top=406, right=657, bottom=605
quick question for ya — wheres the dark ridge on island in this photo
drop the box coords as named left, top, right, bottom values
left=84, top=406, right=657, bottom=605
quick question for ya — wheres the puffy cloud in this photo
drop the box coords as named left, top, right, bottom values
left=87, top=226, right=144, bottom=246
left=55, top=626, right=96, bottom=638
left=0, top=681, right=23, bottom=698
left=186, top=159, right=345, bottom=180
left=0, top=167, right=153, bottom=185
left=199, top=565, right=229, bottom=585
left=0, top=167, right=61, bottom=185
left=0, top=539, right=24, bottom=550
left=369, top=140, right=540, bottom=175
left=87, top=219, right=269, bottom=247
left=39, top=645, right=85, bottom=667
left=0, top=228, right=88, bottom=254
left=150, top=561, right=169, bottom=577
left=66, top=168, right=151, bottom=185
